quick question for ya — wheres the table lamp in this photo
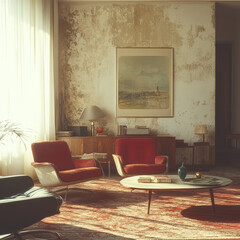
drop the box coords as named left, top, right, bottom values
left=194, top=125, right=208, bottom=142
left=80, top=105, right=105, bottom=136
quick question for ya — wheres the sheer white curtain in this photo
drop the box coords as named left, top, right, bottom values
left=0, top=0, right=57, bottom=177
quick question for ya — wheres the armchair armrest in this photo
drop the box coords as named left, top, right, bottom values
left=0, top=175, right=33, bottom=199
left=112, top=154, right=127, bottom=177
left=31, top=162, right=56, bottom=167
left=31, top=162, right=62, bottom=187
left=155, top=155, right=169, bottom=173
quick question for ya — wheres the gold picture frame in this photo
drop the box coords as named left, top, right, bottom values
left=116, top=47, right=174, bottom=118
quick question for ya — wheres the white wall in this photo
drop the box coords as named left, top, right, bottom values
left=58, top=2, right=215, bottom=144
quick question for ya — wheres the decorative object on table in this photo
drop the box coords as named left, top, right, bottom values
left=116, top=47, right=174, bottom=118
left=195, top=172, right=202, bottom=178
left=97, top=127, right=103, bottom=134
left=178, top=162, right=187, bottom=180
left=96, top=127, right=107, bottom=136
left=118, top=125, right=127, bottom=135
left=194, top=124, right=208, bottom=142
left=183, top=176, right=224, bottom=186
left=80, top=105, right=105, bottom=136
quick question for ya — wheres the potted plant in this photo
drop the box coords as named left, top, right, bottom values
left=0, top=120, right=28, bottom=148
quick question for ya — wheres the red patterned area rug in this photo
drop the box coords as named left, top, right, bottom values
left=27, top=173, right=240, bottom=240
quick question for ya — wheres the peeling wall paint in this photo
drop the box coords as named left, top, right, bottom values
left=58, top=2, right=215, bottom=144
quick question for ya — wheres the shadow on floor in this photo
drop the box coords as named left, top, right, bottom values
left=181, top=205, right=240, bottom=223
left=24, top=222, right=134, bottom=240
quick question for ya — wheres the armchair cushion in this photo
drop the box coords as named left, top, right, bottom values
left=58, top=167, right=102, bottom=182
left=123, top=164, right=166, bottom=175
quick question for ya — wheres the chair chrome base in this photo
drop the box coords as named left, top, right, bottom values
left=0, top=229, right=61, bottom=240
left=54, top=186, right=93, bottom=201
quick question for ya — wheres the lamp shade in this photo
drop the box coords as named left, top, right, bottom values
left=80, top=105, right=105, bottom=121
left=194, top=125, right=208, bottom=135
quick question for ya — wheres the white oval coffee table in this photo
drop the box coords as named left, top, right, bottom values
left=120, top=174, right=232, bottom=214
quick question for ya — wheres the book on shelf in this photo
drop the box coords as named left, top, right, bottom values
left=96, top=133, right=108, bottom=137
left=56, top=131, right=73, bottom=137
left=126, top=128, right=150, bottom=135
left=138, top=176, right=172, bottom=183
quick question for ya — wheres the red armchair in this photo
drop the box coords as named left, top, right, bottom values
left=31, top=141, right=104, bottom=200
left=112, top=138, right=168, bottom=177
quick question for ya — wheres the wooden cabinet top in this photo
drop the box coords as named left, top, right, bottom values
left=57, top=135, right=175, bottom=139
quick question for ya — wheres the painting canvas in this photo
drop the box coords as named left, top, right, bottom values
left=116, top=48, right=174, bottom=117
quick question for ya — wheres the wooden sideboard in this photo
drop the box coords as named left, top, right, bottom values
left=56, top=136, right=176, bottom=172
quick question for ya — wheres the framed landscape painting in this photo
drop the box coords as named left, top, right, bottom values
left=116, top=47, right=174, bottom=118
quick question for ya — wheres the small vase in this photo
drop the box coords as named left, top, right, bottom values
left=178, top=162, right=187, bottom=180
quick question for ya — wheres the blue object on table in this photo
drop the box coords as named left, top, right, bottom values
left=178, top=162, right=187, bottom=180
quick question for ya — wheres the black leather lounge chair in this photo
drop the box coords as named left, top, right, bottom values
left=0, top=175, right=63, bottom=240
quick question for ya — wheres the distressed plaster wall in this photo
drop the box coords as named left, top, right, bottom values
left=58, top=2, right=215, bottom=144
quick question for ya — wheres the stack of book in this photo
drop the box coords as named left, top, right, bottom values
left=138, top=176, right=172, bottom=183
left=56, top=131, right=73, bottom=137
left=126, top=126, right=150, bottom=135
